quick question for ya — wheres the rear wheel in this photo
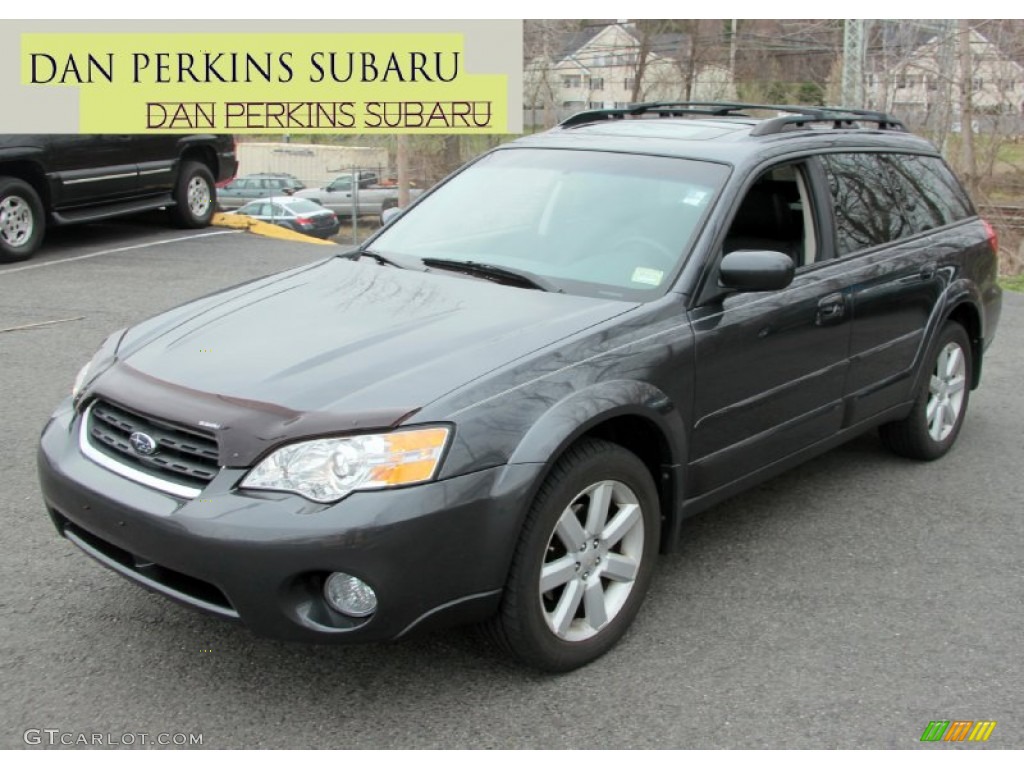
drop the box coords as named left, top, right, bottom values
left=486, top=438, right=660, bottom=672
left=0, top=177, right=45, bottom=262
left=880, top=322, right=972, bottom=460
left=171, top=161, right=215, bottom=228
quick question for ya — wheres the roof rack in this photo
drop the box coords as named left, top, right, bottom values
left=559, top=101, right=906, bottom=135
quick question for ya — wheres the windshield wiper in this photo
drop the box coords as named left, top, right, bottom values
left=339, top=248, right=405, bottom=268
left=421, top=258, right=561, bottom=292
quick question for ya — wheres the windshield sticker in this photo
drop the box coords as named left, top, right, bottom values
left=682, top=189, right=709, bottom=206
left=631, top=267, right=664, bottom=286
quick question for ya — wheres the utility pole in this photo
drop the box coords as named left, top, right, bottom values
left=396, top=135, right=411, bottom=208
left=842, top=19, right=866, bottom=108
left=729, top=19, right=737, bottom=82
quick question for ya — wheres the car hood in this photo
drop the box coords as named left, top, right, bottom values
left=92, top=258, right=637, bottom=464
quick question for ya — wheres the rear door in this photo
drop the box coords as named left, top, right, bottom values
left=127, top=135, right=179, bottom=196
left=819, top=152, right=965, bottom=422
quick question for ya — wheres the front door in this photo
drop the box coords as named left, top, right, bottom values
left=688, top=159, right=851, bottom=496
left=47, top=135, right=138, bottom=208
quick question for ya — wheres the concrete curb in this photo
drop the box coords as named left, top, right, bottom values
left=212, top=213, right=333, bottom=246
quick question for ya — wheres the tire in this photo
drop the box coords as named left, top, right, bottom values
left=485, top=438, right=660, bottom=672
left=0, top=176, right=45, bottom=263
left=880, top=322, right=972, bottom=461
left=171, top=161, right=216, bottom=228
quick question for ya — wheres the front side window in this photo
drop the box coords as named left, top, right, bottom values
left=723, top=162, right=819, bottom=268
left=370, top=148, right=729, bottom=299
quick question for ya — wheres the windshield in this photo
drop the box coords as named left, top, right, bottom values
left=370, top=148, right=727, bottom=298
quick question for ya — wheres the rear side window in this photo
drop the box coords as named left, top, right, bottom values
left=821, top=153, right=912, bottom=255
left=822, top=152, right=974, bottom=257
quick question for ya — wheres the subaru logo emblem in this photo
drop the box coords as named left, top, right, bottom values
left=129, top=431, right=157, bottom=456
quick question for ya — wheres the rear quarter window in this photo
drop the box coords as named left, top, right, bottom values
left=883, top=154, right=975, bottom=230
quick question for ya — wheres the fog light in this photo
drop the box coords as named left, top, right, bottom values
left=324, top=572, right=377, bottom=617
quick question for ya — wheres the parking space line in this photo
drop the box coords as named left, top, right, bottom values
left=0, top=230, right=241, bottom=276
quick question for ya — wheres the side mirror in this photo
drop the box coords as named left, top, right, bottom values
left=719, top=250, right=794, bottom=292
left=380, top=206, right=401, bottom=226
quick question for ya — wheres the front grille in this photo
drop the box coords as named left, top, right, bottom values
left=87, top=399, right=220, bottom=489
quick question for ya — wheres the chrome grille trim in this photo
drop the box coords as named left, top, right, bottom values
left=79, top=404, right=205, bottom=499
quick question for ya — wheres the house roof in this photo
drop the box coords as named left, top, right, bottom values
left=548, top=22, right=689, bottom=64
left=867, top=25, right=1024, bottom=76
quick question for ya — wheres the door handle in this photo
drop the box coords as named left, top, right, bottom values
left=919, top=264, right=937, bottom=280
left=816, top=293, right=846, bottom=326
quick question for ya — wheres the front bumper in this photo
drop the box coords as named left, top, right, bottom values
left=38, top=400, right=541, bottom=642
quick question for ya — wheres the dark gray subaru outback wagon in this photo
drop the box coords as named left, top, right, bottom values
left=38, top=103, right=1002, bottom=671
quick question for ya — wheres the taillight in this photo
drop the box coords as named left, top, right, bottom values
left=982, top=219, right=998, bottom=255
left=295, top=217, right=313, bottom=226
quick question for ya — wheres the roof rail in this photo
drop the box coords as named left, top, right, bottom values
left=559, top=101, right=906, bottom=134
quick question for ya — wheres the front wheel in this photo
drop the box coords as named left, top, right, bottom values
left=0, top=176, right=45, bottom=262
left=486, top=438, right=660, bottom=672
left=171, top=161, right=216, bottom=228
left=880, top=322, right=972, bottom=460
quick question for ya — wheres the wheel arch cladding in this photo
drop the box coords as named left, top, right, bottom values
left=506, top=380, right=686, bottom=553
left=179, top=145, right=218, bottom=180
left=0, top=161, right=50, bottom=208
left=946, top=300, right=983, bottom=389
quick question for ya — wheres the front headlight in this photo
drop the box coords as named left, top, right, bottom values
left=240, top=427, right=451, bottom=503
left=72, top=329, right=126, bottom=402
left=71, top=361, right=93, bottom=400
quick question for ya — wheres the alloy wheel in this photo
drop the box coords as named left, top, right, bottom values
left=539, top=479, right=645, bottom=642
left=927, top=341, right=967, bottom=442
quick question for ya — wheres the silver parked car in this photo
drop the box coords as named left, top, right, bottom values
left=235, top=197, right=340, bottom=239
left=217, top=174, right=305, bottom=210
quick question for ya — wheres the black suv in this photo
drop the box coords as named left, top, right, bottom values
left=0, top=134, right=237, bottom=262
left=38, top=104, right=1002, bottom=671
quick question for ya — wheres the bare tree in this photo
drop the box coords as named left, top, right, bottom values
left=959, top=19, right=978, bottom=193
left=524, top=19, right=583, bottom=128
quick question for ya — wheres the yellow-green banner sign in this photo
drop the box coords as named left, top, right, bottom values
left=20, top=32, right=513, bottom=134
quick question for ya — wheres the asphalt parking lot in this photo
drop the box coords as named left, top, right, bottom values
left=2, top=218, right=1022, bottom=749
